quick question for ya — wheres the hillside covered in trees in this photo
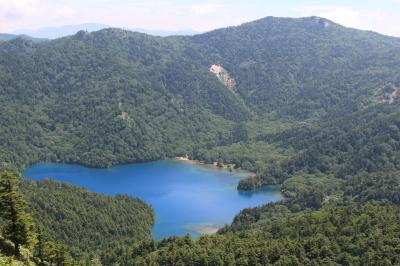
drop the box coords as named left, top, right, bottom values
left=104, top=204, right=400, bottom=265
left=20, top=179, right=154, bottom=261
left=0, top=172, right=80, bottom=265
left=1, top=16, right=400, bottom=171
left=0, top=171, right=154, bottom=264
left=1, top=15, right=400, bottom=264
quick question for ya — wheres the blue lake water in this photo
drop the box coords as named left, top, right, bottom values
left=23, top=160, right=283, bottom=239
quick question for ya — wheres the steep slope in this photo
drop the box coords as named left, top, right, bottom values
left=190, top=16, right=400, bottom=117
left=0, top=31, right=249, bottom=170
left=20, top=179, right=154, bottom=260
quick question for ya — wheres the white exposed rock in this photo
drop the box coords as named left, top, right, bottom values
left=380, top=83, right=398, bottom=104
left=388, top=87, right=398, bottom=104
left=209, top=64, right=236, bottom=90
left=119, top=111, right=129, bottom=120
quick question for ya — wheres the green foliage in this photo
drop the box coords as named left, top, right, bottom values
left=240, top=104, right=400, bottom=190
left=0, top=172, right=78, bottom=265
left=0, top=253, right=23, bottom=266
left=0, top=29, right=242, bottom=171
left=20, top=179, right=154, bottom=260
left=344, top=172, right=400, bottom=204
left=193, top=141, right=290, bottom=173
left=230, top=171, right=400, bottom=235
left=101, top=204, right=400, bottom=265
left=0, top=172, right=33, bottom=257
left=191, top=16, right=400, bottom=116
left=281, top=173, right=343, bottom=211
left=224, top=203, right=291, bottom=232
left=33, top=227, right=74, bottom=266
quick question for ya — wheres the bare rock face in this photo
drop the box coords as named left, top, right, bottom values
left=209, top=64, right=236, bottom=90
left=380, top=83, right=398, bottom=104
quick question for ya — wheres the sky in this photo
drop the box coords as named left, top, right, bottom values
left=0, top=0, right=399, bottom=37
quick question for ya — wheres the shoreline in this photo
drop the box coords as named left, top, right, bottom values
left=185, top=223, right=222, bottom=235
left=23, top=157, right=256, bottom=180
left=175, top=156, right=256, bottom=177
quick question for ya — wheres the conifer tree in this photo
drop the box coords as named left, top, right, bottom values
left=0, top=172, right=33, bottom=258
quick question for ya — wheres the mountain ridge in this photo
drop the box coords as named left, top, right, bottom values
left=12, top=22, right=200, bottom=39
left=0, top=33, right=46, bottom=42
left=1, top=16, right=400, bottom=171
left=8, top=16, right=400, bottom=41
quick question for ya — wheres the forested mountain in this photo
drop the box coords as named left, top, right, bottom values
left=0, top=173, right=154, bottom=264
left=190, top=17, right=400, bottom=116
left=0, top=29, right=246, bottom=170
left=1, top=16, right=400, bottom=172
left=1, top=16, right=400, bottom=264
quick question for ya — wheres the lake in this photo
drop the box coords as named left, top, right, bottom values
left=23, top=160, right=283, bottom=239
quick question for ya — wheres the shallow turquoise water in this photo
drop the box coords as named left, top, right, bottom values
left=23, top=160, right=283, bottom=239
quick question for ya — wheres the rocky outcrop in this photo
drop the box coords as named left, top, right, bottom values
left=209, top=64, right=236, bottom=91
left=380, top=83, right=398, bottom=104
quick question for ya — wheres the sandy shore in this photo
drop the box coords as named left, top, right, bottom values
left=195, top=225, right=221, bottom=234
left=175, top=156, right=255, bottom=177
left=185, top=223, right=222, bottom=235
left=175, top=156, right=201, bottom=164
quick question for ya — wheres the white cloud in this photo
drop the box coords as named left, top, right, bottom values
left=191, top=4, right=223, bottom=15
left=54, top=6, right=75, bottom=18
left=0, top=0, right=231, bottom=32
left=0, top=0, right=80, bottom=31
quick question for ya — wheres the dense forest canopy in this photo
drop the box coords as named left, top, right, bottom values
left=20, top=179, right=154, bottom=260
left=1, top=16, right=400, bottom=172
left=105, top=204, right=400, bottom=265
left=0, top=172, right=80, bottom=265
left=0, top=16, right=400, bottom=264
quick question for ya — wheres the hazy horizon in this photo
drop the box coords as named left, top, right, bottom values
left=12, top=22, right=201, bottom=39
left=1, top=0, right=399, bottom=37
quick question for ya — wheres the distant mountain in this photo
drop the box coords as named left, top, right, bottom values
left=13, top=23, right=110, bottom=39
left=13, top=23, right=199, bottom=39
left=0, top=33, right=20, bottom=41
left=0, top=33, right=46, bottom=42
